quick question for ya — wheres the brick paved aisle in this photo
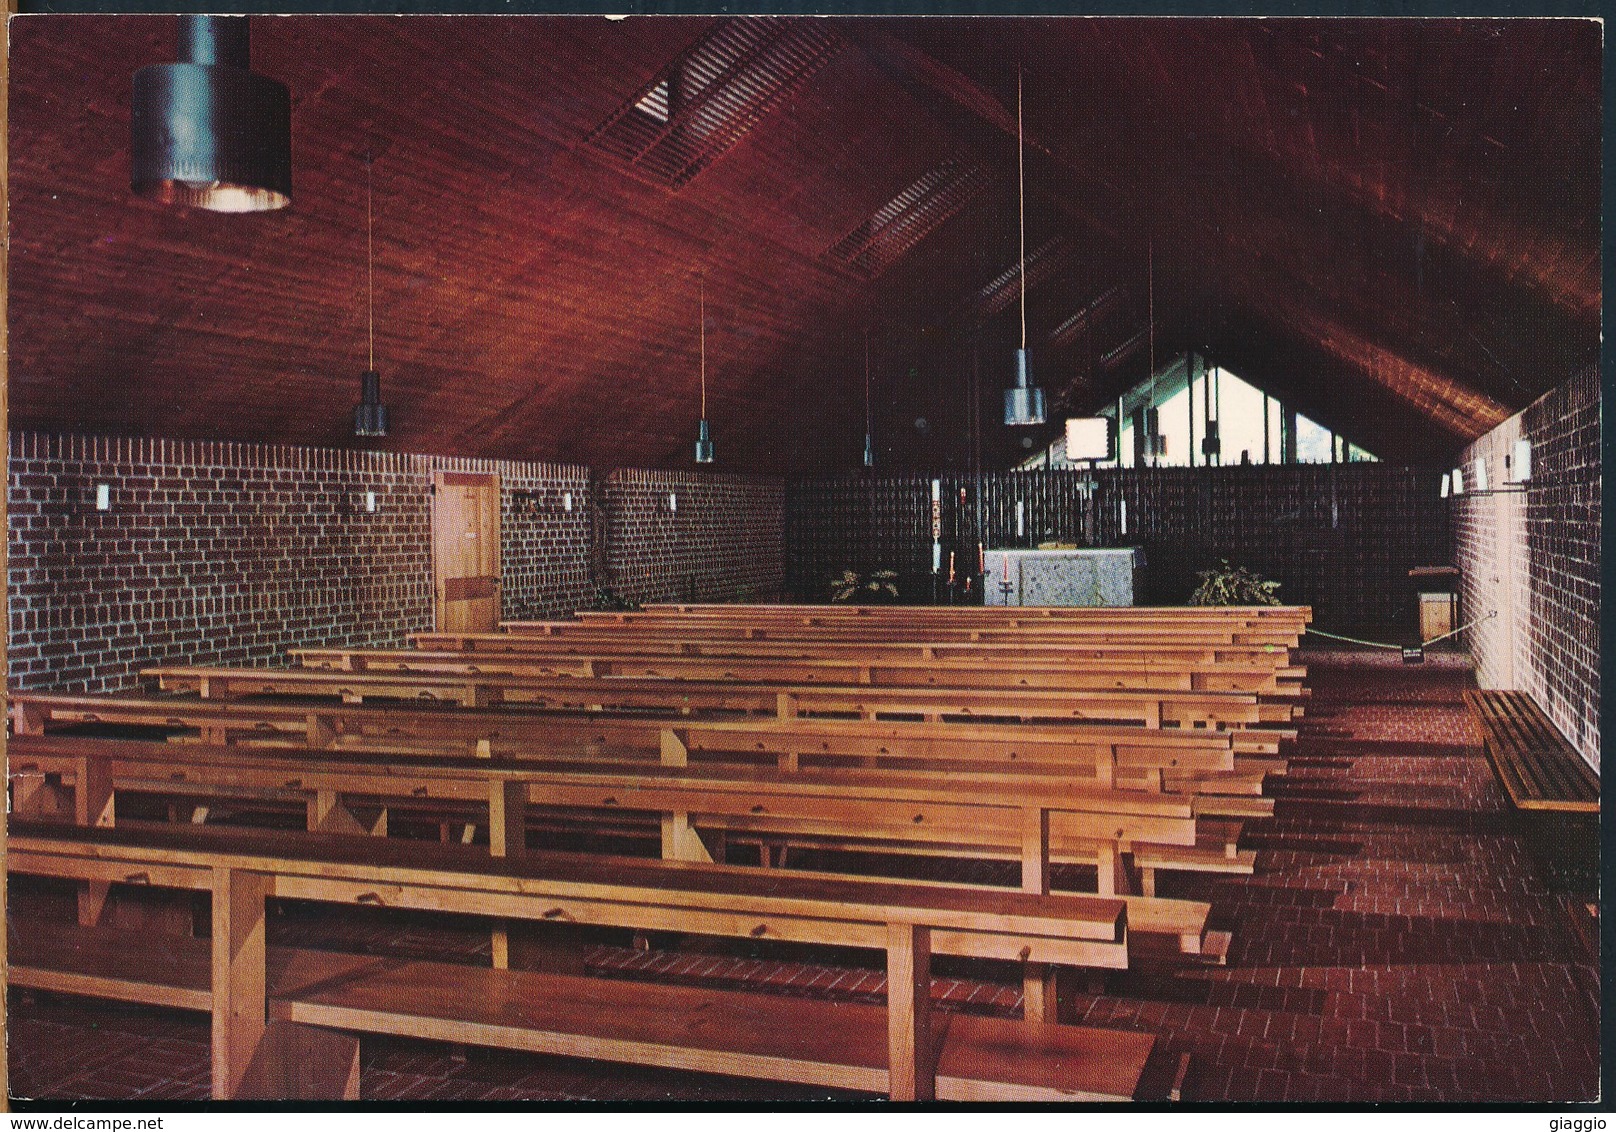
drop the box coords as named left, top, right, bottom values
left=1076, top=651, right=1601, bottom=1103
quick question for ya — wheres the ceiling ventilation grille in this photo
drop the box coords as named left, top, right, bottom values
left=826, top=160, right=991, bottom=278
left=964, top=236, right=1071, bottom=321
left=1047, top=286, right=1125, bottom=348
left=588, top=18, right=841, bottom=189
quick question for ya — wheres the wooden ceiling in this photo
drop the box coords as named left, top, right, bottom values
left=7, top=14, right=1600, bottom=471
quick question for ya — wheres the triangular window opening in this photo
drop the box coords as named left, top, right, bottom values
left=1028, top=357, right=1379, bottom=469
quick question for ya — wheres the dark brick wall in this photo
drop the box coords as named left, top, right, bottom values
left=1454, top=367, right=1600, bottom=768
left=787, top=465, right=1450, bottom=628
left=602, top=469, right=786, bottom=606
left=8, top=434, right=783, bottom=692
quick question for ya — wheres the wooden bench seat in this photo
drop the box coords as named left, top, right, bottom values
left=1463, top=690, right=1599, bottom=813
left=417, top=631, right=1297, bottom=667
left=9, top=732, right=1228, bottom=899
left=10, top=821, right=1145, bottom=1100
left=16, top=692, right=1276, bottom=793
left=140, top=665, right=1283, bottom=729
left=625, top=601, right=1312, bottom=618
left=10, top=918, right=1153, bottom=1103
left=292, top=646, right=1308, bottom=696
left=501, top=621, right=1304, bottom=649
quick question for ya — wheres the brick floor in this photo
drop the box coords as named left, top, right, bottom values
left=8, top=650, right=1600, bottom=1103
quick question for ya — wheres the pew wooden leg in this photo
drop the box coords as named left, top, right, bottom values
left=309, top=791, right=366, bottom=836
left=488, top=781, right=527, bottom=972
left=659, top=729, right=689, bottom=767
left=886, top=922, right=935, bottom=1102
left=1022, top=963, right=1059, bottom=1023
left=1140, top=867, right=1157, bottom=898
left=661, top=812, right=713, bottom=863
left=76, top=757, right=115, bottom=828
left=212, top=867, right=271, bottom=1100
left=11, top=772, right=66, bottom=821
left=237, top=1022, right=361, bottom=1101
left=307, top=714, right=338, bottom=749
left=1021, top=806, right=1050, bottom=895
left=1097, top=844, right=1131, bottom=898
left=78, top=881, right=112, bottom=927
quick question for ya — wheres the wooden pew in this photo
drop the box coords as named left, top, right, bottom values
left=10, top=821, right=1151, bottom=1101
left=579, top=605, right=1311, bottom=631
left=140, top=665, right=1281, bottom=729
left=291, top=646, right=1308, bottom=696
left=500, top=620, right=1304, bottom=649
left=9, top=732, right=1231, bottom=896
left=13, top=692, right=1285, bottom=799
left=634, top=602, right=1311, bottom=621
left=416, top=631, right=1296, bottom=667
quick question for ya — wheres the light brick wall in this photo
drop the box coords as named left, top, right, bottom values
left=7, top=434, right=782, bottom=692
left=1454, top=367, right=1600, bottom=769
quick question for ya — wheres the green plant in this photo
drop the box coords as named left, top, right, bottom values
left=1189, top=559, right=1281, bottom=606
left=587, top=585, right=642, bottom=612
left=829, top=568, right=900, bottom=604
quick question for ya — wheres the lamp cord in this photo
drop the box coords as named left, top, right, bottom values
left=1017, top=67, right=1027, bottom=354
left=864, top=328, right=872, bottom=435
left=365, top=153, right=375, bottom=373
left=699, top=281, right=706, bottom=419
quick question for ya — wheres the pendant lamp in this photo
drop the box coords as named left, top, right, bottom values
left=132, top=15, right=291, bottom=212
left=1003, top=67, right=1046, bottom=427
left=353, top=155, right=389, bottom=437
left=695, top=283, right=715, bottom=463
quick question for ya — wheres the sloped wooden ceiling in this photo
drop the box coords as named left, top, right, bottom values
left=6, top=14, right=1600, bottom=472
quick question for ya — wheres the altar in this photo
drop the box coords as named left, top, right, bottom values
left=982, top=547, right=1144, bottom=607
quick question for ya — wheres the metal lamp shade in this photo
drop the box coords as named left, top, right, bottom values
left=1003, top=347, right=1046, bottom=426
left=132, top=17, right=291, bottom=212
left=354, top=370, right=389, bottom=437
left=695, top=419, right=715, bottom=464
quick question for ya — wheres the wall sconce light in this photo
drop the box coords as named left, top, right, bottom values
left=563, top=491, right=574, bottom=512
left=1472, top=456, right=1489, bottom=493
left=94, top=484, right=112, bottom=512
left=365, top=491, right=378, bottom=513
left=667, top=492, right=678, bottom=513
left=1509, top=439, right=1532, bottom=483
left=1440, top=473, right=1450, bottom=499
left=1450, top=467, right=1465, bottom=495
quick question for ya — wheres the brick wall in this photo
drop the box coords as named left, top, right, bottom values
left=8, top=434, right=783, bottom=692
left=1454, top=367, right=1600, bottom=769
left=602, top=469, right=786, bottom=606
left=787, top=465, right=1450, bottom=628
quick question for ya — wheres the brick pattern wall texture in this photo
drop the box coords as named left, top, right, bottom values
left=601, top=470, right=785, bottom=607
left=8, top=433, right=783, bottom=693
left=1453, top=367, right=1600, bottom=769
left=788, top=465, right=1450, bottom=628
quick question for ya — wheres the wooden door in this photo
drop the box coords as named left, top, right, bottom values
left=432, top=470, right=501, bottom=633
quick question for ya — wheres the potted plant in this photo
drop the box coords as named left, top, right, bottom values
left=1189, top=559, right=1282, bottom=606
left=829, top=568, right=901, bottom=604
